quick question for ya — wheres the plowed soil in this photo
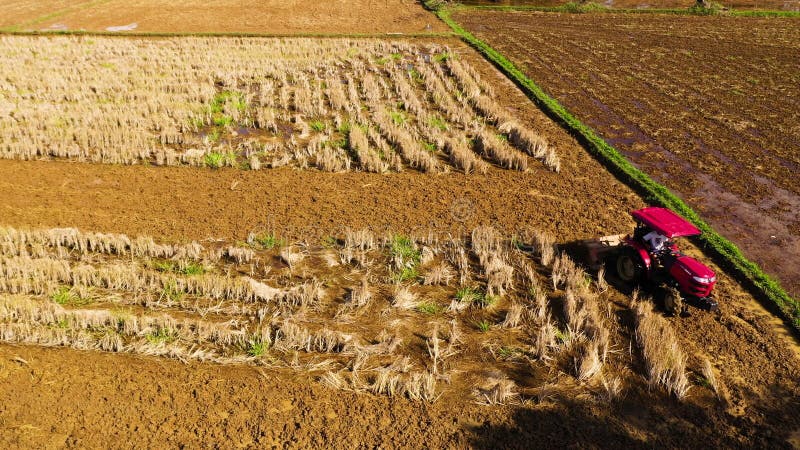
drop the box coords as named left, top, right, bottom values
left=453, top=11, right=800, bottom=299
left=20, top=0, right=449, bottom=34
left=458, top=0, right=800, bottom=10
left=1, top=319, right=798, bottom=449
left=1, top=36, right=799, bottom=448
left=0, top=0, right=84, bottom=28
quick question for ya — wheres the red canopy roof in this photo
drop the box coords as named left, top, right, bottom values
left=631, top=207, right=701, bottom=238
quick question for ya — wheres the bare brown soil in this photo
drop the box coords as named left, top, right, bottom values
left=454, top=11, right=800, bottom=299
left=0, top=161, right=639, bottom=245
left=0, top=35, right=799, bottom=448
left=0, top=0, right=85, bottom=28
left=21, top=0, right=448, bottom=34
left=459, top=0, right=800, bottom=11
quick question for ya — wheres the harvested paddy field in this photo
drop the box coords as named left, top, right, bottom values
left=0, top=15, right=799, bottom=449
left=453, top=10, right=800, bottom=298
left=0, top=36, right=559, bottom=174
left=0, top=223, right=798, bottom=448
left=3, top=0, right=448, bottom=34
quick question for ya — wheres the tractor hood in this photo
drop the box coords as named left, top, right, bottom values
left=674, top=255, right=716, bottom=283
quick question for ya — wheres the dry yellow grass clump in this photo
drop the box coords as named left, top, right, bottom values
left=0, top=36, right=559, bottom=174
left=633, top=298, right=691, bottom=399
left=0, top=225, right=649, bottom=404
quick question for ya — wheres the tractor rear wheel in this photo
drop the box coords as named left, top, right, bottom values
left=616, top=248, right=644, bottom=283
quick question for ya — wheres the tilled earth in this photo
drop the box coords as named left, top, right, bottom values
left=457, top=0, right=800, bottom=10
left=453, top=11, right=800, bottom=299
left=7, top=0, right=449, bottom=34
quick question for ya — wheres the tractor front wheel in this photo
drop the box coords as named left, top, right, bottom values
left=664, top=286, right=683, bottom=315
left=616, top=248, right=644, bottom=283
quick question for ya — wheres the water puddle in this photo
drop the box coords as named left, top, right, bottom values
left=105, top=23, right=138, bottom=32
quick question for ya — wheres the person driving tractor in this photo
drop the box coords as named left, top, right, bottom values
left=643, top=230, right=668, bottom=253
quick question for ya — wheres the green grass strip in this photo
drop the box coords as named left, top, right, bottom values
left=436, top=6, right=800, bottom=333
left=452, top=3, right=800, bottom=17
left=0, top=30, right=455, bottom=39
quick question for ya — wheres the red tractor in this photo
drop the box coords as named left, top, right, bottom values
left=614, top=207, right=717, bottom=313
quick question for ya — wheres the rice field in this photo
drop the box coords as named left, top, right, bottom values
left=0, top=224, right=679, bottom=403
left=0, top=36, right=560, bottom=173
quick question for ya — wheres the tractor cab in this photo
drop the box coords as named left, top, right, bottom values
left=617, top=207, right=718, bottom=312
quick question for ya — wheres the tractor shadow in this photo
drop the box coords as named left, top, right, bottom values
left=466, top=380, right=800, bottom=449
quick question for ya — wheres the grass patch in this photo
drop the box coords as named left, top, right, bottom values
left=211, top=90, right=246, bottom=114
left=159, top=280, right=183, bottom=303
left=455, top=286, right=480, bottom=301
left=390, top=235, right=421, bottom=266
left=327, top=137, right=348, bottom=149
left=50, top=287, right=90, bottom=306
left=321, top=236, right=339, bottom=249
left=557, top=1, right=608, bottom=13
left=389, top=110, right=407, bottom=126
left=310, top=120, right=326, bottom=132
left=146, top=327, right=176, bottom=345
left=437, top=6, right=800, bottom=334
left=687, top=2, right=725, bottom=15
left=204, top=151, right=235, bottom=169
left=417, top=301, right=443, bottom=315
left=247, top=338, right=268, bottom=357
left=337, top=121, right=352, bottom=135
left=434, top=52, right=452, bottom=63
left=497, top=346, right=520, bottom=359
left=390, top=235, right=421, bottom=282
left=180, top=262, right=205, bottom=276
left=151, top=260, right=204, bottom=276
left=409, top=68, right=424, bottom=84
left=454, top=287, right=496, bottom=308
left=212, top=115, right=234, bottom=127
left=206, top=128, right=221, bottom=143
left=428, top=115, right=448, bottom=131
left=479, top=294, right=499, bottom=308
left=251, top=232, right=284, bottom=250
left=475, top=320, right=492, bottom=332
left=394, top=266, right=420, bottom=282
